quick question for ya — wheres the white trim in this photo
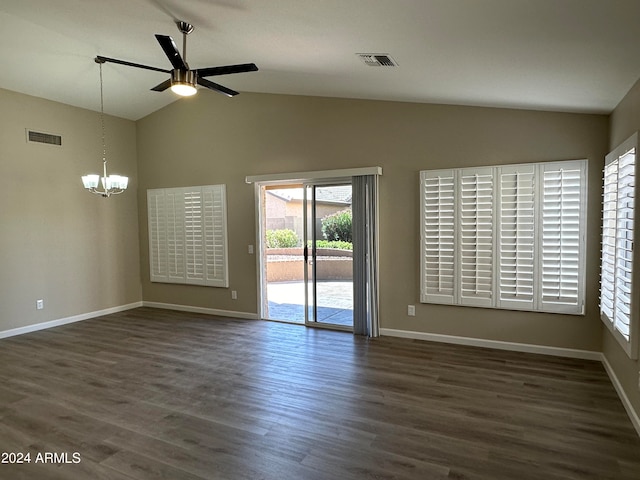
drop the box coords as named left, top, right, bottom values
left=245, top=166, right=382, bottom=184
left=142, top=301, right=260, bottom=320
left=253, top=182, right=266, bottom=320
left=380, top=328, right=601, bottom=360
left=0, top=302, right=143, bottom=340
left=601, top=354, right=640, bottom=437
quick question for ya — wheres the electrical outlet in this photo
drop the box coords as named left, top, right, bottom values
left=407, top=305, right=415, bottom=316
left=36, top=299, right=44, bottom=310
left=231, top=290, right=238, bottom=300
left=248, top=245, right=254, bottom=254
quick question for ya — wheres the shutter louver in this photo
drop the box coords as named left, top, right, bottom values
left=459, top=168, right=494, bottom=306
left=421, top=170, right=456, bottom=303
left=540, top=162, right=585, bottom=313
left=498, top=166, right=535, bottom=310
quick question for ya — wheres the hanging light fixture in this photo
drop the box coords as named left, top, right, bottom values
left=81, top=58, right=128, bottom=197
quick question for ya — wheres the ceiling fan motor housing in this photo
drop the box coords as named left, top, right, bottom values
left=172, top=69, right=196, bottom=87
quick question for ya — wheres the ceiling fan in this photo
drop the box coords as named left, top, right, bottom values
left=95, top=21, right=258, bottom=97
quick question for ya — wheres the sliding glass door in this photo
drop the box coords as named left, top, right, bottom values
left=260, top=182, right=353, bottom=330
left=303, top=184, right=354, bottom=329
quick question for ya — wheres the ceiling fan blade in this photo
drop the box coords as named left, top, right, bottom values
left=197, top=77, right=238, bottom=97
left=95, top=55, right=170, bottom=74
left=195, top=63, right=259, bottom=78
left=155, top=34, right=188, bottom=70
left=151, top=79, right=172, bottom=92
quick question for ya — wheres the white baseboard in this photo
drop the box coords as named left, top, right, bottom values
left=142, top=301, right=260, bottom=320
left=601, top=354, right=640, bottom=438
left=0, top=302, right=143, bottom=340
left=380, top=328, right=602, bottom=361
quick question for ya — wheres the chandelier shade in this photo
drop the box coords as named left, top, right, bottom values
left=82, top=58, right=128, bottom=198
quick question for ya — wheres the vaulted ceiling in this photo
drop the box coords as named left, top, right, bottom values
left=2, top=0, right=640, bottom=120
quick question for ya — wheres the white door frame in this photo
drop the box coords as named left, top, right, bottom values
left=248, top=167, right=381, bottom=323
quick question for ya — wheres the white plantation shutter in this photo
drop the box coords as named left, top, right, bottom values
left=497, top=165, right=536, bottom=310
left=613, top=151, right=634, bottom=339
left=147, top=185, right=229, bottom=288
left=148, top=189, right=168, bottom=282
left=203, top=185, right=229, bottom=287
left=600, top=133, right=637, bottom=358
left=184, top=188, right=205, bottom=284
left=600, top=161, right=618, bottom=323
left=540, top=161, right=586, bottom=313
left=166, top=189, right=185, bottom=282
left=420, top=160, right=586, bottom=315
left=421, top=170, right=456, bottom=303
left=459, top=168, right=494, bottom=306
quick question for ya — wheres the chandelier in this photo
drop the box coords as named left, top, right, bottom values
left=81, top=58, right=128, bottom=197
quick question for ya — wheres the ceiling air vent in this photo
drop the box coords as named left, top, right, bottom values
left=26, top=129, right=62, bottom=146
left=356, top=53, right=398, bottom=67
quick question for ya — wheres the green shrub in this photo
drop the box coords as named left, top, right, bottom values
left=266, top=229, right=299, bottom=248
left=321, top=209, right=352, bottom=243
left=315, top=240, right=352, bottom=250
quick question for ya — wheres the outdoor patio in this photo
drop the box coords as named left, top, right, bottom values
left=267, top=281, right=353, bottom=327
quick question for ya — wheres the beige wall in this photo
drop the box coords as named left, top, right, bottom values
left=606, top=77, right=640, bottom=420
left=137, top=92, right=608, bottom=352
left=0, top=88, right=141, bottom=332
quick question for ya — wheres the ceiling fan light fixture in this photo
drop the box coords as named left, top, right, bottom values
left=170, top=83, right=197, bottom=96
left=170, top=69, right=197, bottom=96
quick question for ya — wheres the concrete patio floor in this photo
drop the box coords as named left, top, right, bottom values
left=266, top=281, right=353, bottom=327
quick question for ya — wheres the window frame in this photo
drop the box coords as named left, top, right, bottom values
left=420, top=159, right=587, bottom=315
left=600, top=133, right=639, bottom=359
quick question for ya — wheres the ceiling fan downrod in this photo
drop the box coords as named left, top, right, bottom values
left=177, top=21, right=194, bottom=66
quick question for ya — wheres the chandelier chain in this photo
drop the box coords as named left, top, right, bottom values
left=99, top=62, right=106, bottom=164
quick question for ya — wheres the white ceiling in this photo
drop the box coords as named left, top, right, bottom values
left=2, top=0, right=640, bottom=120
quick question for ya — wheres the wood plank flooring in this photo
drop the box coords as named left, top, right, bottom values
left=0, top=307, right=639, bottom=479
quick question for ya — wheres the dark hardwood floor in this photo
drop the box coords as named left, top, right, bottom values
left=0, top=307, right=639, bottom=479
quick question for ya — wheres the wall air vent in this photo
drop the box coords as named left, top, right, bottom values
left=26, top=129, right=62, bottom=146
left=356, top=53, right=398, bottom=67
